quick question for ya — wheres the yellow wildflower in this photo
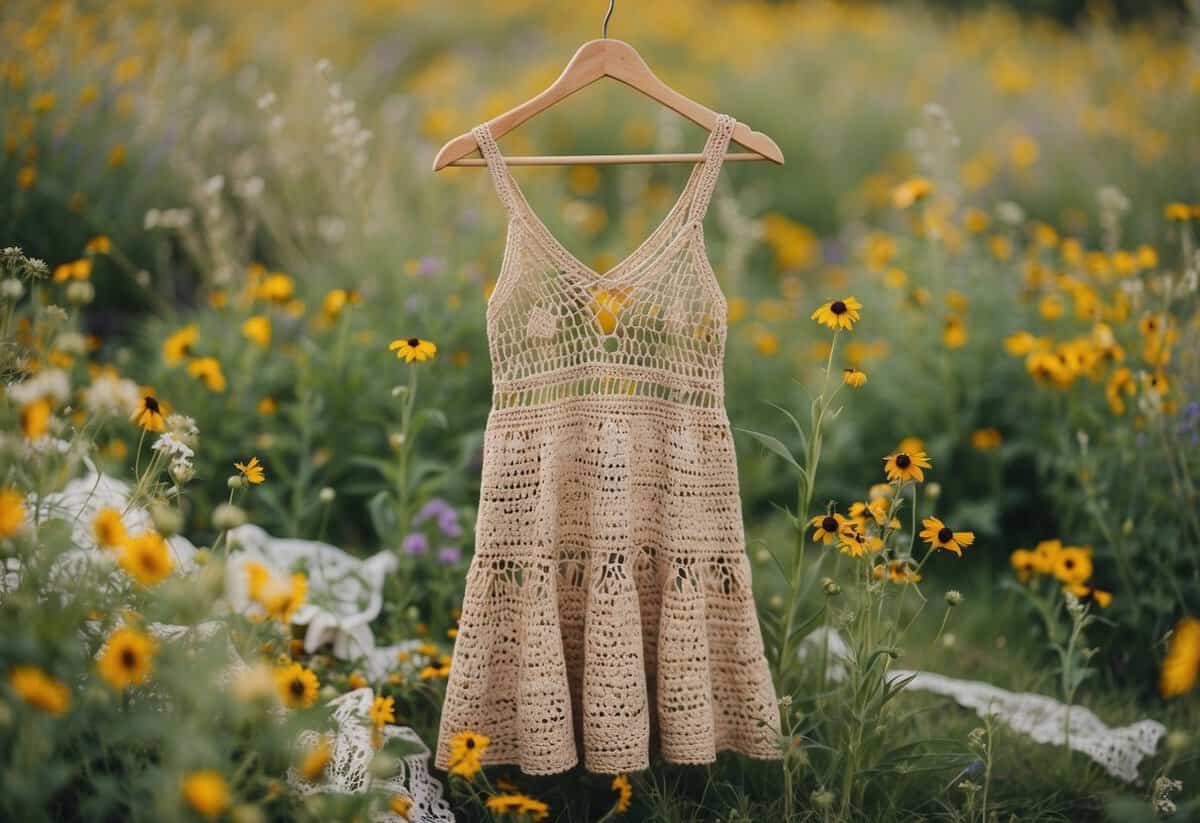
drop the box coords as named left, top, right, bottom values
left=181, top=771, right=230, bottom=819
left=97, top=627, right=157, bottom=689
left=9, top=665, right=71, bottom=716
left=388, top=337, right=438, bottom=363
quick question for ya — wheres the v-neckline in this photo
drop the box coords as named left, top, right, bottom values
left=478, top=121, right=723, bottom=284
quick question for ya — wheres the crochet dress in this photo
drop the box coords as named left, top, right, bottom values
left=434, top=113, right=782, bottom=776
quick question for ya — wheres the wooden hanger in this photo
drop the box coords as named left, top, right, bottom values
left=432, top=3, right=784, bottom=170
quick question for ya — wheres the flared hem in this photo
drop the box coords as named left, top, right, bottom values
left=433, top=741, right=784, bottom=777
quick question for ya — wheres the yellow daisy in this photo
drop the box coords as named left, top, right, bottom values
left=1053, top=546, right=1093, bottom=585
left=118, top=531, right=174, bottom=586
left=162, top=324, right=199, bottom=365
left=275, top=662, right=319, bottom=709
left=92, top=507, right=127, bottom=548
left=0, top=489, right=26, bottom=539
left=298, top=738, right=333, bottom=782
left=883, top=450, right=932, bottom=483
left=181, top=770, right=230, bottom=819
left=97, top=627, right=157, bottom=689
left=810, top=296, right=863, bottom=331
left=369, top=695, right=396, bottom=729
left=809, top=513, right=849, bottom=545
left=9, top=665, right=71, bottom=716
left=842, top=368, right=867, bottom=387
left=131, top=395, right=166, bottom=432
left=235, top=456, right=266, bottom=484
left=919, top=517, right=975, bottom=557
left=447, top=730, right=490, bottom=778
left=388, top=337, right=438, bottom=363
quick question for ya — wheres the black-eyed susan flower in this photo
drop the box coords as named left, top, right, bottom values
left=162, top=324, right=199, bottom=366
left=892, top=177, right=934, bottom=209
left=486, top=794, right=550, bottom=821
left=811, top=296, right=862, bottom=331
left=98, top=626, right=157, bottom=689
left=874, top=559, right=921, bottom=584
left=181, top=770, right=230, bottom=819
left=420, top=656, right=451, bottom=680
left=838, top=528, right=881, bottom=558
left=942, top=316, right=967, bottom=349
left=919, top=517, right=975, bottom=557
left=1164, top=203, right=1192, bottom=222
left=388, top=337, right=437, bottom=363
left=1053, top=546, right=1093, bottom=585
left=843, top=368, right=867, bottom=387
left=262, top=573, right=306, bottom=623
left=1067, top=583, right=1113, bottom=608
left=883, top=450, right=931, bottom=484
left=131, top=394, right=166, bottom=432
left=447, top=730, right=490, bottom=778
left=369, top=695, right=395, bottom=729
left=298, top=738, right=332, bottom=782
left=1159, top=618, right=1200, bottom=698
left=8, top=665, right=71, bottom=716
left=92, top=507, right=126, bottom=548
left=118, top=531, right=174, bottom=586
left=235, top=456, right=266, bottom=484
left=275, top=662, right=320, bottom=709
left=1031, top=539, right=1062, bottom=575
left=809, top=513, right=849, bottom=545
left=612, top=774, right=633, bottom=813
left=255, top=272, right=296, bottom=304
left=0, top=489, right=26, bottom=539
left=1010, top=549, right=1036, bottom=583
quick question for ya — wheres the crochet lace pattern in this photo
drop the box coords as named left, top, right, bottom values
left=434, top=113, right=782, bottom=776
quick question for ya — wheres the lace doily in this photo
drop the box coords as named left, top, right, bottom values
left=800, top=628, right=1164, bottom=783
left=288, top=688, right=453, bottom=822
left=225, top=525, right=398, bottom=659
left=3, top=471, right=197, bottom=596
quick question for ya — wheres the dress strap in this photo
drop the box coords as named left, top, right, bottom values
left=688, top=113, right=737, bottom=223
left=472, top=123, right=518, bottom=217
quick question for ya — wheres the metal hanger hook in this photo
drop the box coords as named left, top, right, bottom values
left=602, top=0, right=614, bottom=38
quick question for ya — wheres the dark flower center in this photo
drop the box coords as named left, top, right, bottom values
left=466, top=737, right=476, bottom=749
left=937, top=527, right=953, bottom=543
left=144, top=396, right=160, bottom=413
left=821, top=516, right=839, bottom=533
left=121, top=649, right=138, bottom=669
left=407, top=337, right=420, bottom=347
left=831, top=300, right=847, bottom=315
left=1064, top=559, right=1075, bottom=570
left=895, top=453, right=911, bottom=469
left=290, top=679, right=305, bottom=696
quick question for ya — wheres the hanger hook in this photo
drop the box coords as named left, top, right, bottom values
left=602, top=0, right=614, bottom=38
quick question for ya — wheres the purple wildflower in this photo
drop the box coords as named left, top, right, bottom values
left=401, top=532, right=429, bottom=555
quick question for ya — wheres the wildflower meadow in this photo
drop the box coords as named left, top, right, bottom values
left=1, top=0, right=1198, bottom=820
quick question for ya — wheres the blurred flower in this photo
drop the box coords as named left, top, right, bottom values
left=235, top=456, right=266, bottom=484
left=1053, top=546, right=1093, bottom=585
left=254, top=273, right=295, bottom=304
left=53, top=259, right=92, bottom=281
left=447, top=730, right=490, bottom=778
left=486, top=794, right=549, bottom=821
left=942, top=316, right=967, bottom=349
left=401, top=532, right=428, bottom=555
left=0, top=489, right=26, bottom=538
left=8, top=665, right=70, bottom=716
left=98, top=627, right=157, bottom=689
left=131, top=395, right=166, bottom=432
left=390, top=795, right=413, bottom=819
left=842, top=368, right=867, bottom=388
left=186, top=357, right=227, bottom=392
left=1010, top=549, right=1035, bottom=583
left=970, top=428, right=1002, bottom=451
left=1159, top=618, right=1200, bottom=698
left=589, top=288, right=630, bottom=335
left=437, top=546, right=461, bottom=565
left=163, top=324, right=199, bottom=365
left=118, top=531, right=174, bottom=586
left=414, top=498, right=461, bottom=537
left=369, top=695, right=395, bottom=729
left=388, top=337, right=437, bottom=363
left=891, top=177, right=934, bottom=209
left=275, top=663, right=319, bottom=709
left=612, top=774, right=633, bottom=813
left=83, top=372, right=141, bottom=417
left=181, top=771, right=230, bottom=819
left=242, top=316, right=271, bottom=348
left=811, top=296, right=862, bottom=331
left=92, top=508, right=127, bottom=548
left=919, top=517, right=975, bottom=557
left=883, top=450, right=931, bottom=483
left=298, top=738, right=332, bottom=782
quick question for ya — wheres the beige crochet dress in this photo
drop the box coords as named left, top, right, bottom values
left=434, top=113, right=782, bottom=776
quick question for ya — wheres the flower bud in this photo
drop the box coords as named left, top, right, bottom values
left=811, top=789, right=835, bottom=809
left=227, top=475, right=244, bottom=490
left=821, top=577, right=841, bottom=596
left=318, top=487, right=336, bottom=504
left=212, top=503, right=247, bottom=530
left=944, top=590, right=963, bottom=607
left=0, top=278, right=24, bottom=301
left=65, top=280, right=95, bottom=305
left=368, top=752, right=399, bottom=780
left=150, top=502, right=183, bottom=536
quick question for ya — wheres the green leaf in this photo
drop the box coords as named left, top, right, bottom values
left=367, top=490, right=398, bottom=541
left=735, top=427, right=804, bottom=474
left=765, top=401, right=810, bottom=460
